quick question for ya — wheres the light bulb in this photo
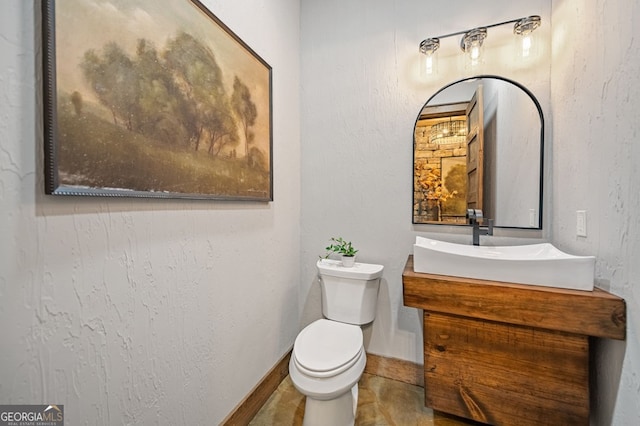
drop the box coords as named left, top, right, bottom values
left=470, top=44, right=480, bottom=63
left=425, top=53, right=434, bottom=75
left=521, top=35, right=532, bottom=57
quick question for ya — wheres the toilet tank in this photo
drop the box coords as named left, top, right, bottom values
left=316, top=259, right=384, bottom=325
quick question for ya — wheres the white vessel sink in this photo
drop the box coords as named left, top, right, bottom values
left=413, top=236, right=595, bottom=291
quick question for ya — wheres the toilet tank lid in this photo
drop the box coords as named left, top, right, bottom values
left=316, top=259, right=384, bottom=280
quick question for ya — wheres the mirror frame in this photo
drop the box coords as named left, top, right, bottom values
left=413, top=75, right=544, bottom=229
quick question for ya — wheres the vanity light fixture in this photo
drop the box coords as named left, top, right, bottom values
left=419, top=15, right=541, bottom=75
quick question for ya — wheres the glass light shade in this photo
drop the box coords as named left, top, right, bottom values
left=419, top=38, right=440, bottom=76
left=514, top=16, right=541, bottom=59
left=461, top=28, right=487, bottom=68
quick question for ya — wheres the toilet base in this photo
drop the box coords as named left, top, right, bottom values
left=303, top=384, right=358, bottom=426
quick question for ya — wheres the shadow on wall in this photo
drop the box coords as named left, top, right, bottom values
left=590, top=338, right=627, bottom=425
left=362, top=278, right=391, bottom=351
left=367, top=277, right=424, bottom=365
left=300, top=275, right=323, bottom=330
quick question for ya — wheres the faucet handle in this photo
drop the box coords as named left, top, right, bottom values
left=466, top=209, right=484, bottom=223
left=487, top=218, right=494, bottom=235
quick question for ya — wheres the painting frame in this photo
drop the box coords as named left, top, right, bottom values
left=42, top=0, right=273, bottom=201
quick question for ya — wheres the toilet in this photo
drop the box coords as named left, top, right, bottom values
left=289, top=258, right=384, bottom=426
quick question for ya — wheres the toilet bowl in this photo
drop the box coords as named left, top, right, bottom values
left=290, top=259, right=384, bottom=426
left=289, top=319, right=366, bottom=426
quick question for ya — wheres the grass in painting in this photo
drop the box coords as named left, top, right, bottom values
left=57, top=105, right=269, bottom=199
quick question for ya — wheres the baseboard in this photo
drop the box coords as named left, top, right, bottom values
left=220, top=349, right=291, bottom=426
left=221, top=350, right=422, bottom=425
left=364, top=353, right=424, bottom=387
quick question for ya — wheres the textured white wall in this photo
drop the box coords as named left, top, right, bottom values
left=0, top=0, right=300, bottom=423
left=550, top=1, right=640, bottom=424
left=300, top=0, right=552, bottom=363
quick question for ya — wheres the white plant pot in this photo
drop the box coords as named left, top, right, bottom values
left=341, top=255, right=356, bottom=267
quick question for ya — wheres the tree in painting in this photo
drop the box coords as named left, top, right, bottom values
left=59, top=27, right=269, bottom=199
left=231, top=76, right=257, bottom=165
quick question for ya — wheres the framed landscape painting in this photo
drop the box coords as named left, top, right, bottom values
left=42, top=0, right=273, bottom=201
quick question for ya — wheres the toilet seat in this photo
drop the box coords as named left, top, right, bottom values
left=294, top=347, right=364, bottom=378
left=293, top=319, right=363, bottom=378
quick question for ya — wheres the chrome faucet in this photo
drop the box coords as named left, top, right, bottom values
left=467, top=209, right=493, bottom=246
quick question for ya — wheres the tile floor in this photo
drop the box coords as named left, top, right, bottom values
left=249, top=373, right=483, bottom=425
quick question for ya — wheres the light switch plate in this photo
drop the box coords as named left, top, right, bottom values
left=576, top=210, right=587, bottom=237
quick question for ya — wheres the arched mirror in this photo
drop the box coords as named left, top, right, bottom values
left=413, top=75, right=543, bottom=229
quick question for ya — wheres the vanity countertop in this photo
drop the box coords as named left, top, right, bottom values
left=402, top=255, right=626, bottom=340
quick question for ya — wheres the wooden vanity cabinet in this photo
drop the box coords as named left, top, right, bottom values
left=402, top=256, right=626, bottom=426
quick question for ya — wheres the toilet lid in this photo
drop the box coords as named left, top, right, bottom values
left=294, top=319, right=363, bottom=374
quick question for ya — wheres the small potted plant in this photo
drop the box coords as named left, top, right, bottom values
left=324, top=237, right=358, bottom=267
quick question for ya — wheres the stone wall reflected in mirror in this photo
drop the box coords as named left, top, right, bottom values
left=413, top=76, right=543, bottom=229
left=414, top=106, right=469, bottom=224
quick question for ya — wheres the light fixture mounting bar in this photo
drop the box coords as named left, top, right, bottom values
left=424, top=16, right=537, bottom=42
left=419, top=15, right=541, bottom=57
